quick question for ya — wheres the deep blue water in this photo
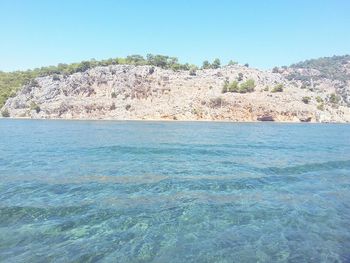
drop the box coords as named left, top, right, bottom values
left=0, top=120, right=350, bottom=262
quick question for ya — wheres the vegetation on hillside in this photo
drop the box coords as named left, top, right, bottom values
left=288, top=55, right=350, bottom=82
left=222, top=79, right=255, bottom=93
left=0, top=54, right=199, bottom=107
left=302, top=96, right=311, bottom=104
left=271, top=84, right=284, bottom=93
left=201, top=59, right=221, bottom=69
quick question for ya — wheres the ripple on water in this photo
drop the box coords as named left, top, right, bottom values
left=0, top=120, right=350, bottom=262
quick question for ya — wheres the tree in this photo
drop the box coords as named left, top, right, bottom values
left=126, top=55, right=146, bottom=65
left=76, top=61, right=91, bottom=72
left=272, top=67, right=279, bottom=73
left=212, top=58, right=221, bottom=69
left=202, top=60, right=211, bottom=69
left=228, top=60, right=238, bottom=66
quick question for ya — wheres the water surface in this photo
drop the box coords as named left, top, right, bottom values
left=0, top=120, right=350, bottom=262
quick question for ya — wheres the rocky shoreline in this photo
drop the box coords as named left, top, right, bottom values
left=2, top=64, right=350, bottom=123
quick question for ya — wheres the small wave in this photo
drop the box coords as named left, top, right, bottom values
left=260, top=160, right=350, bottom=176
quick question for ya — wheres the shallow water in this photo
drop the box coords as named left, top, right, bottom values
left=0, top=120, right=350, bottom=262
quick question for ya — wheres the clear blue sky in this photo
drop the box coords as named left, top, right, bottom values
left=1, top=0, right=349, bottom=71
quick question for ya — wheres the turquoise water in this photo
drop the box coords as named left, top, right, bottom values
left=0, top=120, right=350, bottom=262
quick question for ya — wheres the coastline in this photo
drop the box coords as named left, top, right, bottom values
left=1, top=116, right=349, bottom=124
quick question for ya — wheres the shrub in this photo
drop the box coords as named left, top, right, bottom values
left=317, top=103, right=324, bottom=111
left=111, top=92, right=117, bottom=98
left=271, top=84, right=284, bottom=92
left=30, top=102, right=41, bottom=113
left=302, top=96, right=311, bottom=104
left=222, top=80, right=229, bottom=93
left=76, top=61, right=91, bottom=72
left=110, top=103, right=116, bottom=110
left=223, top=79, right=255, bottom=93
left=329, top=93, right=340, bottom=104
left=125, top=104, right=131, bottom=110
left=148, top=67, right=155, bottom=74
left=52, top=74, right=60, bottom=81
left=239, top=79, right=255, bottom=93
left=228, top=81, right=239, bottom=92
left=228, top=60, right=238, bottom=66
left=28, top=79, right=39, bottom=87
left=1, top=108, right=10, bottom=117
left=316, top=96, right=323, bottom=103
left=272, top=67, right=279, bottom=73
left=209, top=97, right=226, bottom=108
left=263, top=86, right=269, bottom=92
left=244, top=63, right=249, bottom=67
left=189, top=68, right=196, bottom=76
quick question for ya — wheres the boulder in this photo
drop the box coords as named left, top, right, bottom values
left=299, top=116, right=312, bottom=122
left=257, top=115, right=274, bottom=121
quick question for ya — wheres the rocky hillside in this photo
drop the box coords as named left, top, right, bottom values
left=283, top=55, right=350, bottom=106
left=2, top=56, right=350, bottom=122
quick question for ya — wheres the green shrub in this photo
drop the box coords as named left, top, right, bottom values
left=30, top=102, right=41, bottom=113
left=302, top=96, right=311, bottom=104
left=1, top=108, right=9, bottom=117
left=329, top=93, right=340, bottom=104
left=317, top=103, right=324, bottom=111
left=222, top=79, right=255, bottom=93
left=239, top=79, right=255, bottom=93
left=316, top=96, right=323, bottom=103
left=271, top=84, right=284, bottom=92
left=228, top=60, right=238, bottom=66
left=111, top=92, right=117, bottom=98
left=228, top=81, right=239, bottom=92
left=222, top=80, right=229, bottom=93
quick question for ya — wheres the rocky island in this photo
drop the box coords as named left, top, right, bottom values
left=1, top=55, right=350, bottom=122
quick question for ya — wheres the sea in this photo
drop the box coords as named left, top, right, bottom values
left=0, top=119, right=349, bottom=262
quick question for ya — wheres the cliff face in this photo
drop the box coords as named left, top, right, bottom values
left=2, top=64, right=350, bottom=122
